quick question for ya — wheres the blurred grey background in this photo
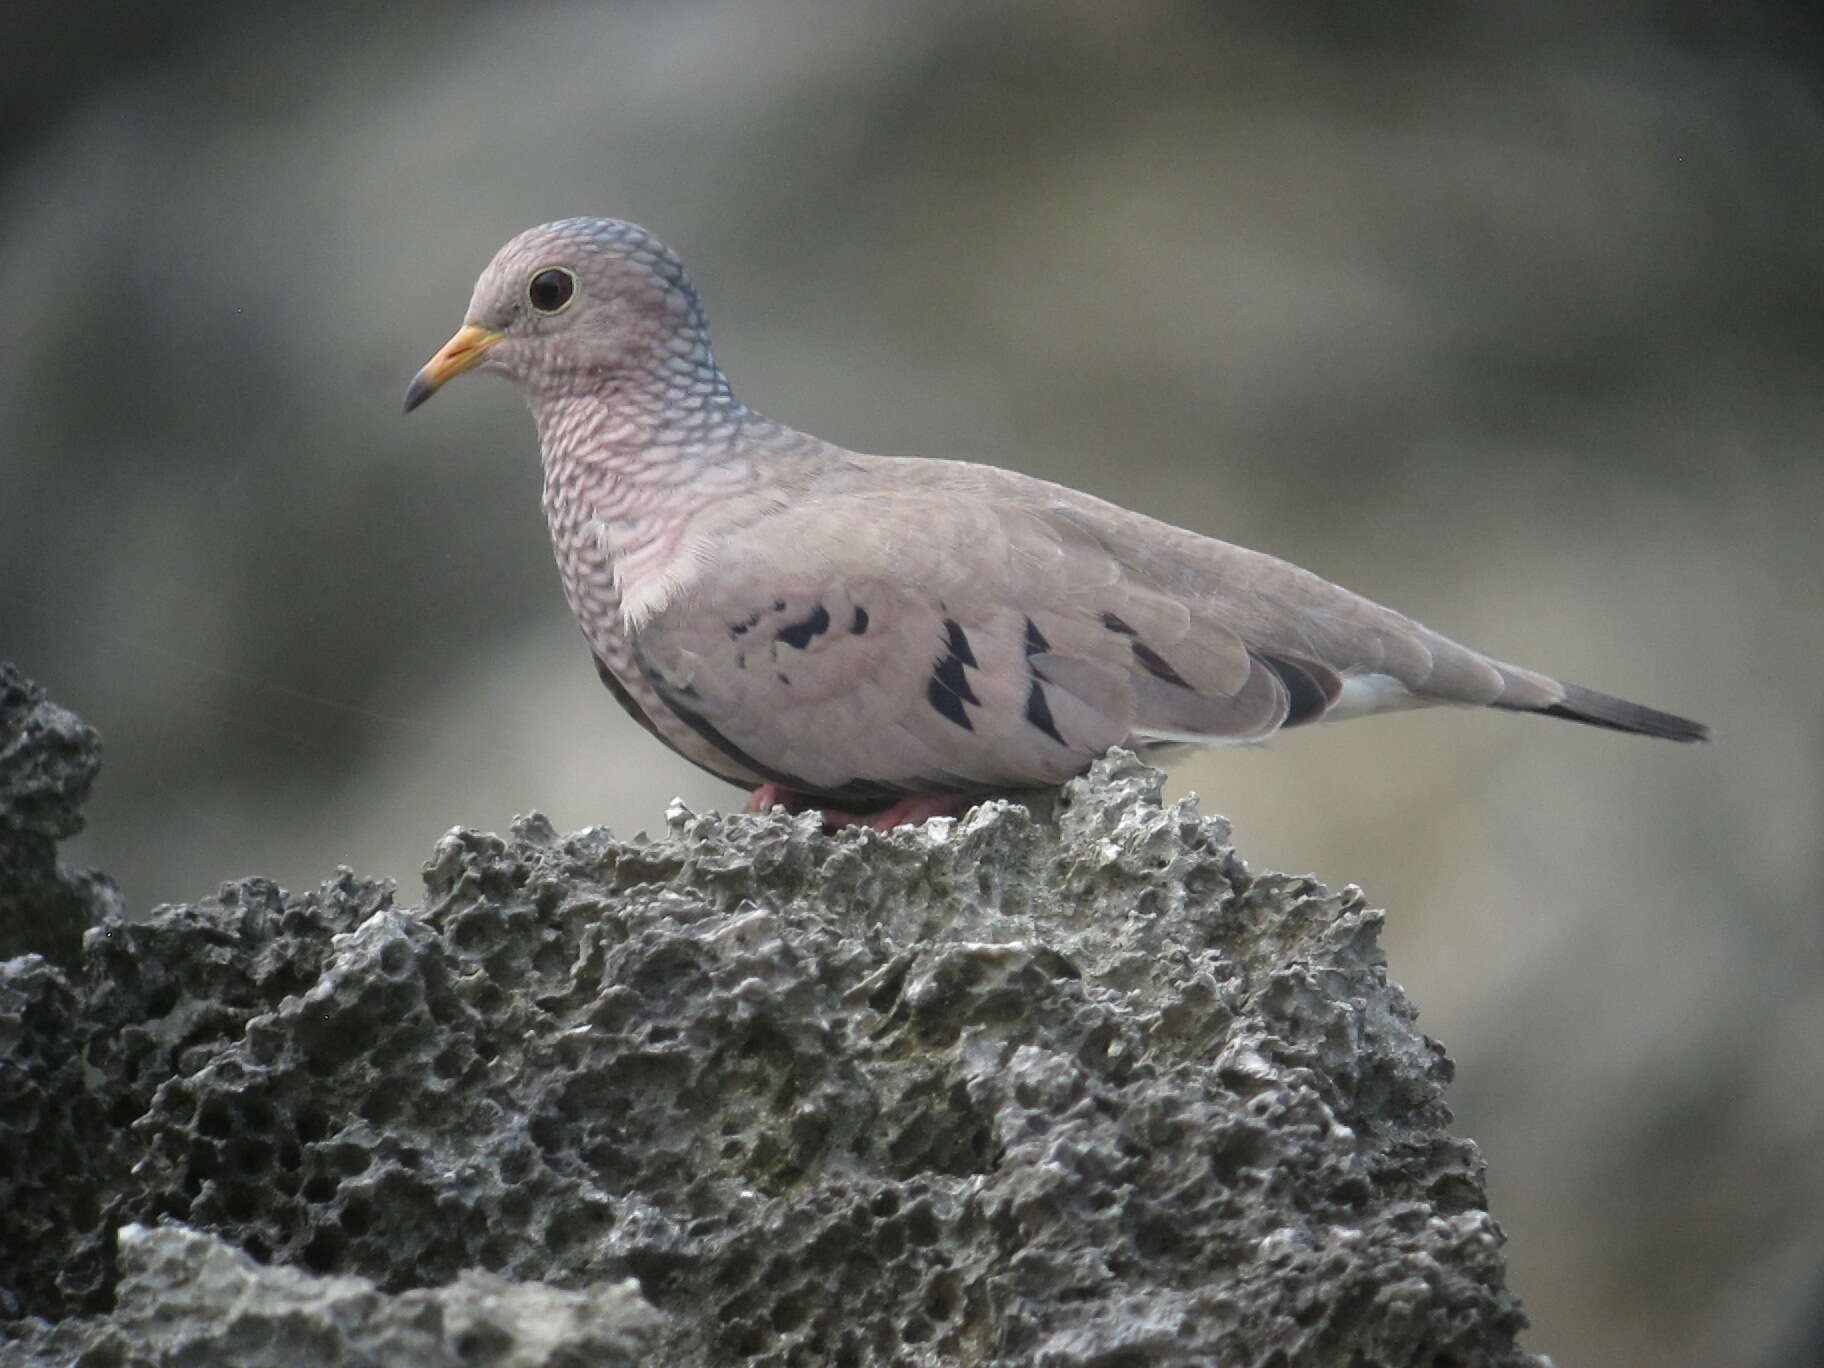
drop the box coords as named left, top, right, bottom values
left=4, top=1, right=1820, bottom=1362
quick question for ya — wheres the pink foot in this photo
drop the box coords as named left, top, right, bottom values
left=742, top=786, right=973, bottom=831
left=745, top=783, right=799, bottom=815
left=820, top=793, right=974, bottom=832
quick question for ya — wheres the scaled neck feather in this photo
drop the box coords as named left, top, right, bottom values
left=533, top=380, right=759, bottom=634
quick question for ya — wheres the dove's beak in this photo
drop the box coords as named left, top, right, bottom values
left=403, top=324, right=504, bottom=413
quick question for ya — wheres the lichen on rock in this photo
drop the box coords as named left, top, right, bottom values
left=0, top=665, right=1547, bottom=1366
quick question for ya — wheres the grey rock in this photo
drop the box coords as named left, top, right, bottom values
left=0, top=1223, right=661, bottom=1367
left=0, top=664, right=1548, bottom=1366
left=0, top=867, right=392, bottom=1319
left=0, top=662, right=121, bottom=968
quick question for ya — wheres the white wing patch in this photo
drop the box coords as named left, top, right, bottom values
left=1326, top=672, right=1423, bottom=722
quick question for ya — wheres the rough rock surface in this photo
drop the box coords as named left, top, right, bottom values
left=0, top=665, right=1548, bottom=1366
left=0, top=1224, right=660, bottom=1368
left=0, top=663, right=120, bottom=969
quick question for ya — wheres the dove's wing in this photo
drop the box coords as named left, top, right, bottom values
left=627, top=456, right=1687, bottom=802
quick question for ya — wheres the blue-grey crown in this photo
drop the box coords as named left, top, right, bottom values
left=546, top=217, right=700, bottom=307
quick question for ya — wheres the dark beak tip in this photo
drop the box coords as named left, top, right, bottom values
left=401, top=373, right=434, bottom=415
left=399, top=372, right=434, bottom=415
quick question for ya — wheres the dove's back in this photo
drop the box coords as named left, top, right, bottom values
left=621, top=447, right=1706, bottom=804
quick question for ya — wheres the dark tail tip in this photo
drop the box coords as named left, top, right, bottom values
left=1513, top=682, right=1712, bottom=743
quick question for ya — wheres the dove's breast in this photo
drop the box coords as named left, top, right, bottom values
left=538, top=446, right=772, bottom=788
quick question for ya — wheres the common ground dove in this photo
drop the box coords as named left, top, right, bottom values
left=405, top=218, right=1709, bottom=830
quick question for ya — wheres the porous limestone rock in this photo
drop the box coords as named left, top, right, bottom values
left=0, top=663, right=120, bottom=968
left=0, top=1224, right=661, bottom=1367
left=0, top=665, right=1548, bottom=1366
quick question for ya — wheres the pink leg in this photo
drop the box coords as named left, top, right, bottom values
left=743, top=786, right=973, bottom=831
left=744, top=782, right=799, bottom=815
left=820, top=793, right=975, bottom=832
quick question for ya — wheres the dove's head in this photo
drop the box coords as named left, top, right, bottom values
left=404, top=218, right=725, bottom=414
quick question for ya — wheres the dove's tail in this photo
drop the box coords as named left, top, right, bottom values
left=1496, top=682, right=1712, bottom=743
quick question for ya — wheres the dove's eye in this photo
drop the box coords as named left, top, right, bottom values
left=527, top=267, right=576, bottom=315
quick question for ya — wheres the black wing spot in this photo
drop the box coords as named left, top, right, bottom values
left=1023, top=617, right=1049, bottom=655
left=1131, top=640, right=1191, bottom=689
left=852, top=606, right=870, bottom=635
left=1025, top=679, right=1066, bottom=746
left=927, top=676, right=974, bottom=730
left=1253, top=652, right=1332, bottom=728
left=777, top=604, right=831, bottom=650
left=1099, top=612, right=1193, bottom=689
left=927, top=622, right=981, bottom=731
left=930, top=651, right=980, bottom=708
left=942, top=618, right=978, bottom=668
left=729, top=611, right=760, bottom=640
